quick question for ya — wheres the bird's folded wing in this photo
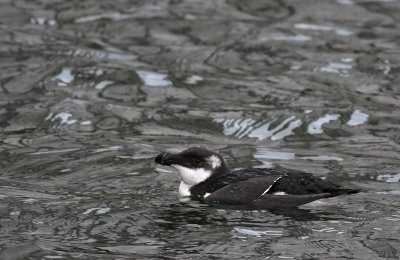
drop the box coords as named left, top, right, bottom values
left=204, top=176, right=282, bottom=204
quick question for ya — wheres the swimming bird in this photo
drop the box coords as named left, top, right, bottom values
left=155, top=147, right=359, bottom=208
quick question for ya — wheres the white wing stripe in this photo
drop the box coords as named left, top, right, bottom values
left=260, top=176, right=283, bottom=197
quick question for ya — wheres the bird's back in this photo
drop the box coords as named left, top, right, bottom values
left=191, top=167, right=359, bottom=201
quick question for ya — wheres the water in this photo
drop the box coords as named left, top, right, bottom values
left=1, top=0, right=399, bottom=259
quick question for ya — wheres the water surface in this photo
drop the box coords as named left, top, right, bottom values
left=1, top=0, right=400, bottom=259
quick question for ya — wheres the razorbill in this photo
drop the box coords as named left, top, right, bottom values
left=155, top=147, right=360, bottom=208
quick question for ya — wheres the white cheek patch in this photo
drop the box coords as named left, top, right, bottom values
left=172, top=165, right=211, bottom=186
left=207, top=155, right=221, bottom=169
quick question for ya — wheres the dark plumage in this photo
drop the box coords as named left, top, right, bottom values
left=155, top=147, right=360, bottom=208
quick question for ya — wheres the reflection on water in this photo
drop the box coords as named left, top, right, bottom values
left=136, top=70, right=172, bottom=87
left=294, top=23, right=354, bottom=36
left=216, top=110, right=370, bottom=140
left=319, top=62, right=352, bottom=75
left=376, top=172, right=400, bottom=183
left=214, top=116, right=303, bottom=141
left=185, top=75, right=204, bottom=85
left=347, top=109, right=369, bottom=126
left=1, top=0, right=400, bottom=259
left=233, top=227, right=284, bottom=238
left=94, top=80, right=114, bottom=90
left=254, top=147, right=343, bottom=162
left=308, top=114, right=341, bottom=134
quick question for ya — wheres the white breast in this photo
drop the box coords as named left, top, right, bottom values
left=171, top=165, right=211, bottom=186
left=179, top=181, right=192, bottom=197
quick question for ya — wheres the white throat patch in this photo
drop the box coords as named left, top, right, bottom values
left=171, top=165, right=211, bottom=186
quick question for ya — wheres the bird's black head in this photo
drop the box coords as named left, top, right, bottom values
left=155, top=147, right=228, bottom=185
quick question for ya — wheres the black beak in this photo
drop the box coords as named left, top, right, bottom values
left=155, top=152, right=172, bottom=165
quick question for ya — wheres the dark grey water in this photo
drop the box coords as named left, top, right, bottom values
left=1, top=0, right=400, bottom=259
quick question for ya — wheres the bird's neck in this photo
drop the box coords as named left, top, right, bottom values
left=212, top=163, right=230, bottom=178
